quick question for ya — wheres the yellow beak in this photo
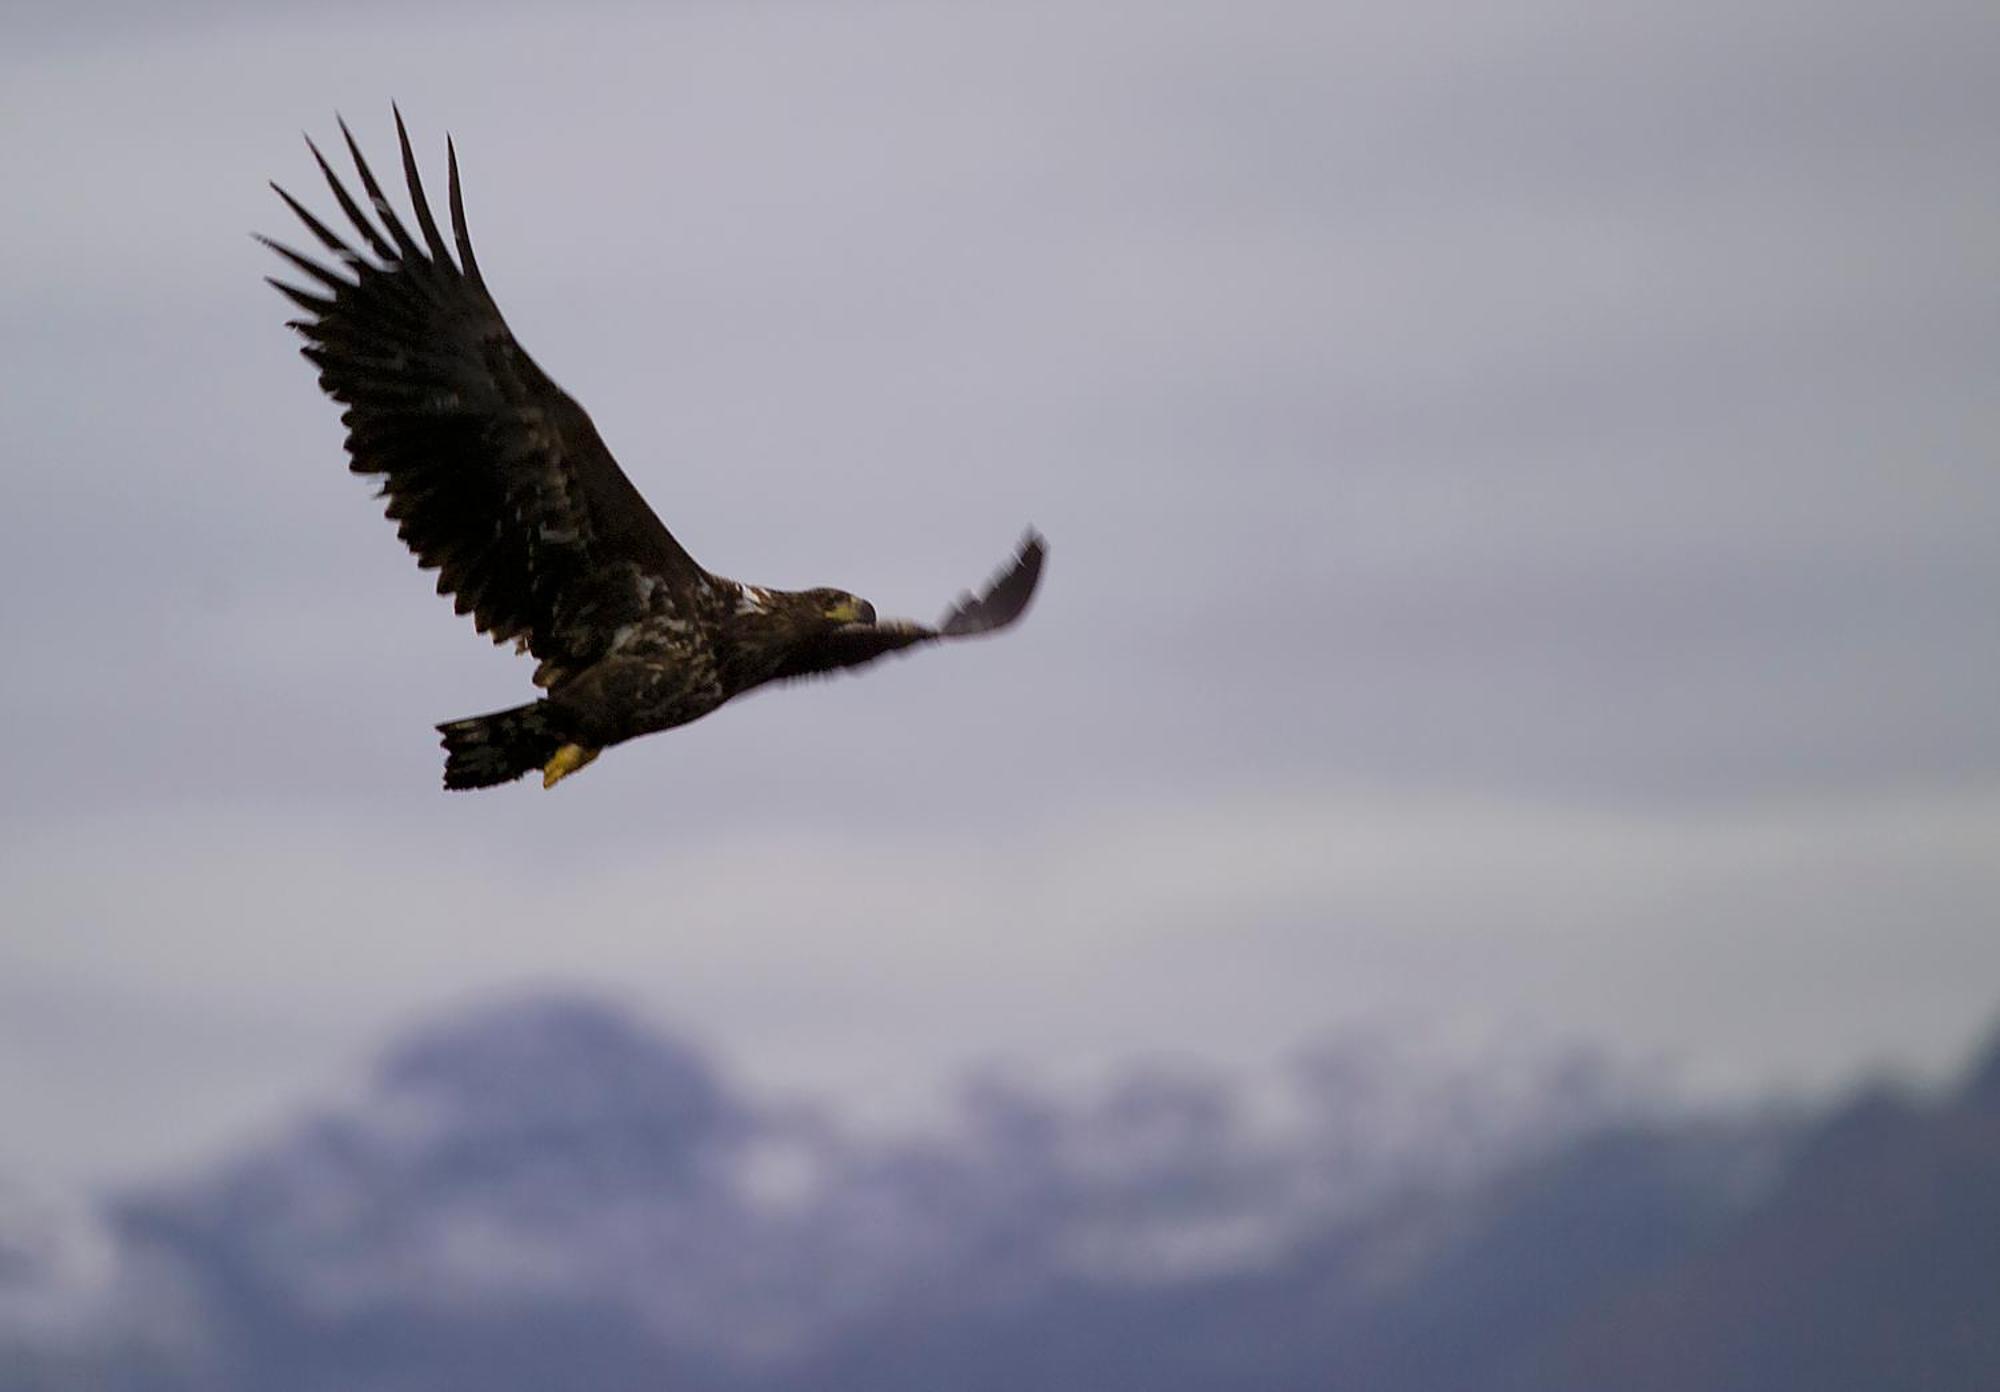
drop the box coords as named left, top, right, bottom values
left=825, top=598, right=876, bottom=625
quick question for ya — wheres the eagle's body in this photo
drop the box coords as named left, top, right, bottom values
left=436, top=578, right=845, bottom=791
left=261, top=112, right=1044, bottom=789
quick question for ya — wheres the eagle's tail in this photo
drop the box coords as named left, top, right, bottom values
left=436, top=702, right=565, bottom=791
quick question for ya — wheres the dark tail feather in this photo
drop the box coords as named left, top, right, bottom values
left=437, top=702, right=562, bottom=790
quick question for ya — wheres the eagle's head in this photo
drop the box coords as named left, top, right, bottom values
left=726, top=583, right=879, bottom=688
left=730, top=585, right=879, bottom=689
left=735, top=583, right=876, bottom=632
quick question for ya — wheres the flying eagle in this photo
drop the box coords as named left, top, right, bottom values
left=261, top=112, right=1045, bottom=790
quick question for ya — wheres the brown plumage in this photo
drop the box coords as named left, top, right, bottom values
left=262, top=110, right=1045, bottom=790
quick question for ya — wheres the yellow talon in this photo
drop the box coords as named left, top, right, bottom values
left=542, top=743, right=600, bottom=788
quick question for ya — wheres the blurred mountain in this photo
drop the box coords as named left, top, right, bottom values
left=4, top=996, right=1999, bottom=1390
left=1556, top=1026, right=2000, bottom=1391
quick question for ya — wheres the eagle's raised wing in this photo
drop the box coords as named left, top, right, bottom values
left=768, top=531, right=1046, bottom=681
left=937, top=530, right=1047, bottom=638
left=261, top=110, right=709, bottom=687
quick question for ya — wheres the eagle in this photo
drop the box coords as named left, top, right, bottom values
left=261, top=112, right=1045, bottom=791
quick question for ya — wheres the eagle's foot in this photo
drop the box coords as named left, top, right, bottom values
left=542, top=743, right=600, bottom=789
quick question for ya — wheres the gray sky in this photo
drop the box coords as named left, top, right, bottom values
left=3, top=0, right=1997, bottom=1192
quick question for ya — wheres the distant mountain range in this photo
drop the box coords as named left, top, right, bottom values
left=4, top=995, right=1997, bottom=1391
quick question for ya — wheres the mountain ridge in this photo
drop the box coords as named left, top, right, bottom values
left=6, top=993, right=1999, bottom=1390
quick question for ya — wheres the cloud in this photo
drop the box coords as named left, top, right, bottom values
left=5, top=786, right=1997, bottom=1188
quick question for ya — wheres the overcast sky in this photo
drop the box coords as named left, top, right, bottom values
left=2, top=0, right=1996, bottom=1192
